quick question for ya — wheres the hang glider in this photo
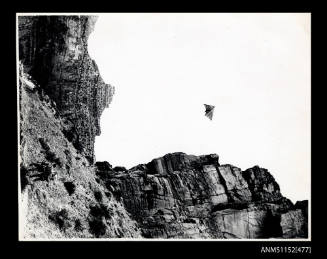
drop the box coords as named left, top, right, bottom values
left=204, top=104, right=215, bottom=120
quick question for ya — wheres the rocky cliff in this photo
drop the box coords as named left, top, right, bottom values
left=19, top=15, right=114, bottom=163
left=95, top=153, right=308, bottom=238
left=18, top=15, right=308, bottom=239
left=19, top=16, right=139, bottom=239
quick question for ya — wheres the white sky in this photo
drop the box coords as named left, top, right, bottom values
left=89, top=13, right=310, bottom=203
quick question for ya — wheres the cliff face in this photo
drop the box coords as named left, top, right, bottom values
left=19, top=16, right=114, bottom=163
left=18, top=15, right=308, bottom=239
left=19, top=16, right=139, bottom=239
left=95, top=153, right=308, bottom=238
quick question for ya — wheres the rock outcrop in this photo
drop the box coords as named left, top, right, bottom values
left=18, top=15, right=308, bottom=239
left=19, top=15, right=114, bottom=163
left=95, top=153, right=308, bottom=239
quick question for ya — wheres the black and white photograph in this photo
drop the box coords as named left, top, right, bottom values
left=17, top=13, right=311, bottom=241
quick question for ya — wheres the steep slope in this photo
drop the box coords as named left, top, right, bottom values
left=19, top=60, right=141, bottom=240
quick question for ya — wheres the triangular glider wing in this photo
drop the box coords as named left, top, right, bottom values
left=204, top=104, right=215, bottom=120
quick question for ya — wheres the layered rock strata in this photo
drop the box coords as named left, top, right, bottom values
left=19, top=15, right=114, bottom=163
left=95, top=153, right=308, bottom=239
left=19, top=15, right=139, bottom=239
